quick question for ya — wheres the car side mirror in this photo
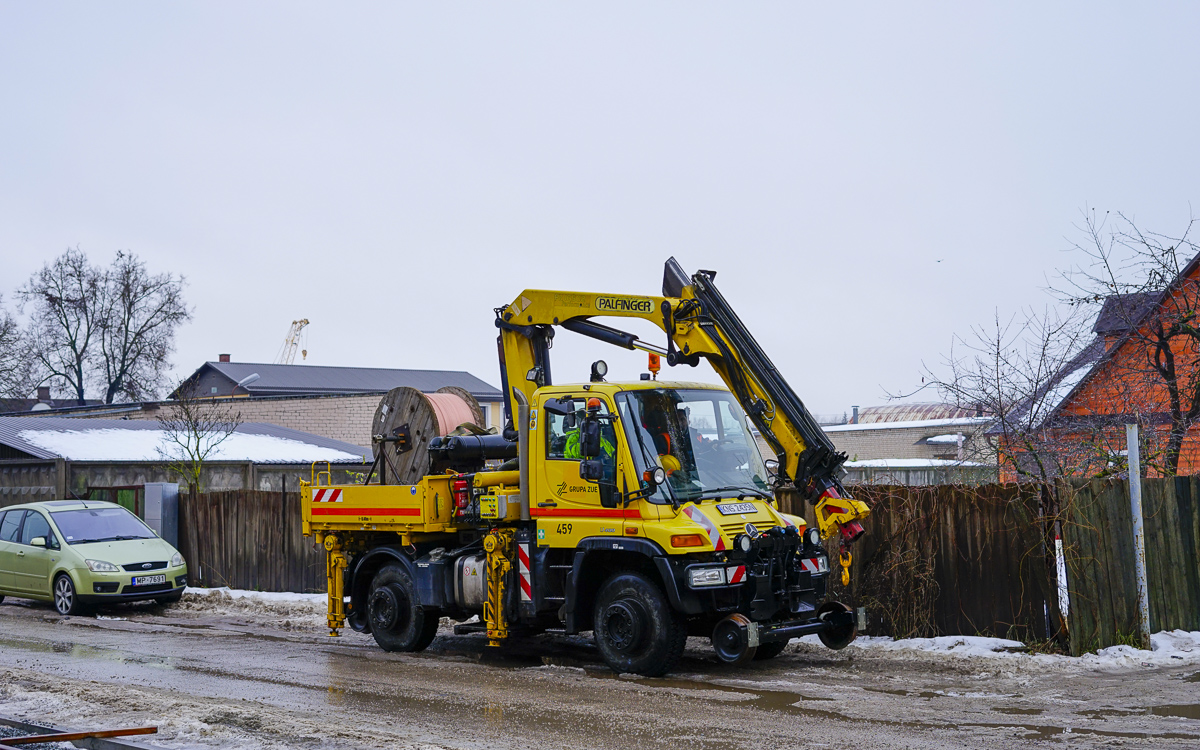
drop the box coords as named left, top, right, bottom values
left=31, top=537, right=46, bottom=548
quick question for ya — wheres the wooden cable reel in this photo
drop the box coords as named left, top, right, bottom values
left=372, top=386, right=486, bottom=485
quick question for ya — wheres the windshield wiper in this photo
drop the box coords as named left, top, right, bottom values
left=73, top=534, right=148, bottom=544
left=694, top=486, right=772, bottom=501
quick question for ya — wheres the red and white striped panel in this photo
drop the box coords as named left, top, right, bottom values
left=517, top=542, right=532, bottom=601
left=725, top=565, right=747, bottom=584
left=682, top=505, right=726, bottom=551
left=800, top=558, right=820, bottom=573
left=312, top=489, right=343, bottom=503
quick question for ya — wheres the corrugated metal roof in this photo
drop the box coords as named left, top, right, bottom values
left=856, top=403, right=980, bottom=424
left=0, top=417, right=370, bottom=464
left=182, top=361, right=502, bottom=399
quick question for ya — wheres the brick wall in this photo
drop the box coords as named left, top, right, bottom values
left=824, top=421, right=991, bottom=462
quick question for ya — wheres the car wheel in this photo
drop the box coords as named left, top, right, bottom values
left=752, top=640, right=789, bottom=660
left=368, top=564, right=438, bottom=652
left=53, top=574, right=84, bottom=616
left=593, top=571, right=686, bottom=677
left=155, top=591, right=183, bottom=606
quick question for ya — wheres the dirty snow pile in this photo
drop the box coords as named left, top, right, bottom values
left=180, top=587, right=327, bottom=624
left=798, top=630, right=1200, bottom=670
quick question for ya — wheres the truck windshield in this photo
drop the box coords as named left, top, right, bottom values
left=51, top=505, right=156, bottom=544
left=617, top=388, right=770, bottom=504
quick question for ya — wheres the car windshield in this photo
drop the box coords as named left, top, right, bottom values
left=617, top=388, right=770, bottom=504
left=51, top=505, right=156, bottom=544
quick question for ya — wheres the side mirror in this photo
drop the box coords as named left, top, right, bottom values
left=543, top=397, right=573, bottom=416
left=579, top=418, right=602, bottom=458
left=31, top=537, right=46, bottom=548
left=579, top=459, right=603, bottom=481
left=764, top=459, right=780, bottom=477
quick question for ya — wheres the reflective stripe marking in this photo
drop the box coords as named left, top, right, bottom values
left=310, top=507, right=420, bottom=516
left=517, top=543, right=532, bottom=601
left=726, top=565, right=746, bottom=584
left=800, top=558, right=819, bottom=573
left=313, top=489, right=343, bottom=503
left=682, top=505, right=726, bottom=551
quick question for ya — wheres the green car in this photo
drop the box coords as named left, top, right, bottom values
left=0, top=500, right=188, bottom=615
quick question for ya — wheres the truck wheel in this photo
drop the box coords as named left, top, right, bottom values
left=752, top=641, right=788, bottom=660
left=593, top=572, right=686, bottom=677
left=368, top=564, right=438, bottom=652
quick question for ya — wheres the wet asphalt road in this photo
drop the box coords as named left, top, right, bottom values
left=1, top=597, right=1199, bottom=749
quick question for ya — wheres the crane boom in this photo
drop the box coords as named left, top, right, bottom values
left=276, top=319, right=310, bottom=365
left=495, top=257, right=868, bottom=544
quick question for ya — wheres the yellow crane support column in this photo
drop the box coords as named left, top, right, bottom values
left=323, top=534, right=348, bottom=637
left=482, top=529, right=514, bottom=647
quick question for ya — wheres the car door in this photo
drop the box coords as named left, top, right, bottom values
left=0, top=510, right=25, bottom=591
left=13, top=510, right=54, bottom=596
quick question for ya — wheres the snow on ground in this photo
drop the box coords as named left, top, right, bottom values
left=178, top=587, right=327, bottom=625
left=797, top=630, right=1200, bottom=671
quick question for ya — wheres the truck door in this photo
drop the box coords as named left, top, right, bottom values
left=534, top=396, right=628, bottom=547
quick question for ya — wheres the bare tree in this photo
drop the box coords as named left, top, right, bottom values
left=930, top=305, right=1102, bottom=484
left=17, top=248, right=103, bottom=404
left=96, top=251, right=190, bottom=404
left=156, top=377, right=242, bottom=493
left=1054, top=209, right=1200, bottom=476
left=17, top=248, right=190, bottom=405
left=0, top=295, right=33, bottom=398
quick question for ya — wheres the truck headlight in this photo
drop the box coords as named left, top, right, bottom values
left=170, top=552, right=184, bottom=568
left=806, top=527, right=821, bottom=547
left=688, top=567, right=726, bottom=588
left=817, top=555, right=829, bottom=573
left=85, top=559, right=121, bottom=573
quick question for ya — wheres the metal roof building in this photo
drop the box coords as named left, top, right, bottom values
left=175, top=360, right=502, bottom=400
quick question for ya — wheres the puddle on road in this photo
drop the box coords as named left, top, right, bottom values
left=1150, top=704, right=1200, bottom=720
left=1185, top=672, right=1200, bottom=683
left=0, top=634, right=177, bottom=670
left=992, top=707, right=1044, bottom=716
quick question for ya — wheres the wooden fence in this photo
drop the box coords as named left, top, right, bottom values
left=784, top=485, right=1061, bottom=643
left=1062, top=477, right=1200, bottom=655
left=176, top=482, right=1200, bottom=656
left=178, top=490, right=326, bottom=593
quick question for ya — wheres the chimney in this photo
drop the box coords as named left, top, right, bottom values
left=36, top=386, right=50, bottom=402
left=219, top=353, right=231, bottom=363
left=851, top=405, right=859, bottom=424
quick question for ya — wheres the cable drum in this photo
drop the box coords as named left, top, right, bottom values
left=372, top=386, right=486, bottom=485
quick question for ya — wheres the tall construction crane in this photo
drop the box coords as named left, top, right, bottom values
left=276, top=319, right=310, bottom=365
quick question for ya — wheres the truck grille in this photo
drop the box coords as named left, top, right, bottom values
left=122, top=561, right=168, bottom=572
left=720, top=519, right=778, bottom=538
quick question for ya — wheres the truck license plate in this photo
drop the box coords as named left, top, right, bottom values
left=716, top=502, right=756, bottom=515
left=132, top=574, right=166, bottom=586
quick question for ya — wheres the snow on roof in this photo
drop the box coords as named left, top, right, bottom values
left=0, top=417, right=369, bottom=463
left=823, top=416, right=992, bottom=434
left=924, top=433, right=964, bottom=445
left=844, top=458, right=986, bottom=468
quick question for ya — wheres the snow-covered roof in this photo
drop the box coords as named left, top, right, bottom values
left=924, top=433, right=964, bottom=445
left=844, top=458, right=986, bottom=468
left=0, top=417, right=370, bottom=463
left=824, top=416, right=992, bottom=434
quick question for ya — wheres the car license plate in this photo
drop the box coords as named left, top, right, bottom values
left=716, top=502, right=757, bottom=515
left=132, top=574, right=166, bottom=586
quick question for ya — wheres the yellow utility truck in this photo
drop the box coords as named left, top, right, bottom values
left=302, top=258, right=870, bottom=676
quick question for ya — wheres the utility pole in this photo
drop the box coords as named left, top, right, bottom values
left=1126, top=423, right=1151, bottom=651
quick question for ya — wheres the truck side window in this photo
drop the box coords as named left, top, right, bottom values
left=546, top=399, right=612, bottom=460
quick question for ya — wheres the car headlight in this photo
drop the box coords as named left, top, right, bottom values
left=170, top=552, right=184, bottom=568
left=687, top=567, right=726, bottom=588
left=85, top=559, right=121, bottom=573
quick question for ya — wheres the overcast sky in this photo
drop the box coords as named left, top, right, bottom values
left=3, top=3, right=1199, bottom=416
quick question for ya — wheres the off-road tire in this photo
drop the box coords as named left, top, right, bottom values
left=155, top=591, right=184, bottom=606
left=593, top=571, right=686, bottom=677
left=53, top=574, right=85, bottom=616
left=752, top=640, right=789, bottom=660
left=368, top=564, right=438, bottom=652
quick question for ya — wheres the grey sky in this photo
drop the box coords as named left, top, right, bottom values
left=2, top=3, right=1199, bottom=416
